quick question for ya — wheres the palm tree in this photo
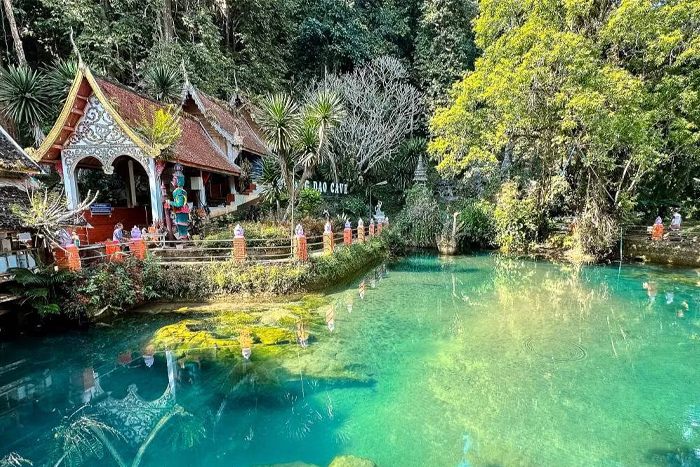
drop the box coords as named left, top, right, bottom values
left=254, top=90, right=344, bottom=221
left=142, top=65, right=182, bottom=104
left=0, top=66, right=50, bottom=145
left=46, top=59, right=79, bottom=101
left=258, top=157, right=285, bottom=220
left=50, top=412, right=123, bottom=467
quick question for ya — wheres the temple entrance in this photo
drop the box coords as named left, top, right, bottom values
left=73, top=155, right=152, bottom=243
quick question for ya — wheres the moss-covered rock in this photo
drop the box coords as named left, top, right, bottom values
left=327, top=456, right=377, bottom=467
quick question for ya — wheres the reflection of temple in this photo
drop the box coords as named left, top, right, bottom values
left=33, top=63, right=268, bottom=243
left=0, top=349, right=184, bottom=453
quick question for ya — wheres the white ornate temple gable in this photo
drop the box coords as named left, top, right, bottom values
left=62, top=96, right=152, bottom=176
left=60, top=95, right=162, bottom=222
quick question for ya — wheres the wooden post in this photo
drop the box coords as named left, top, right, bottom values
left=343, top=227, right=352, bottom=245
left=130, top=238, right=147, bottom=260
left=369, top=220, right=375, bottom=237
left=377, top=222, right=383, bottom=234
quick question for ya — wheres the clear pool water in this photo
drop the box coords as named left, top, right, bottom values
left=1, top=254, right=700, bottom=467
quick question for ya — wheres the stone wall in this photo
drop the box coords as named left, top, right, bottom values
left=623, top=234, right=700, bottom=267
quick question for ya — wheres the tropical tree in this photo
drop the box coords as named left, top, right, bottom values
left=428, top=0, right=700, bottom=256
left=328, top=56, right=423, bottom=178
left=254, top=89, right=344, bottom=220
left=11, top=186, right=98, bottom=247
left=414, top=0, right=479, bottom=109
left=45, top=59, right=79, bottom=101
left=136, top=104, right=182, bottom=160
left=0, top=66, right=50, bottom=145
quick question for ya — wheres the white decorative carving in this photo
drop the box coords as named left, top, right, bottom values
left=62, top=96, right=152, bottom=177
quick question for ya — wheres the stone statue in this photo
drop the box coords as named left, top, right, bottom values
left=168, top=163, right=190, bottom=239
left=344, top=219, right=351, bottom=230
left=234, top=224, right=245, bottom=238
left=373, top=201, right=386, bottom=223
left=130, top=226, right=142, bottom=239
left=324, top=221, right=332, bottom=233
left=358, top=218, right=364, bottom=228
left=295, top=224, right=304, bottom=237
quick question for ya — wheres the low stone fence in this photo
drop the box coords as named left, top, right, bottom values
left=53, top=219, right=390, bottom=271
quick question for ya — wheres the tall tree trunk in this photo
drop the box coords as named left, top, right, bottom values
left=161, top=0, right=175, bottom=43
left=2, top=0, right=26, bottom=67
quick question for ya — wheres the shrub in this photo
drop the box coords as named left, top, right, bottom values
left=458, top=200, right=496, bottom=249
left=394, top=185, right=444, bottom=247
left=493, top=181, right=539, bottom=253
left=297, top=188, right=322, bottom=217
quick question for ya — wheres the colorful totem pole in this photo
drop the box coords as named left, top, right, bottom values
left=168, top=163, right=190, bottom=239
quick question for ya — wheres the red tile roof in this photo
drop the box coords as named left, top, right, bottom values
left=192, top=90, right=268, bottom=156
left=96, top=79, right=241, bottom=175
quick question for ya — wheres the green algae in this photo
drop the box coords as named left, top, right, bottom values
left=327, top=456, right=377, bottom=467
left=146, top=294, right=369, bottom=384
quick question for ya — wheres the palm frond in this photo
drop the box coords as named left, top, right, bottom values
left=143, top=65, right=182, bottom=103
left=254, top=93, right=300, bottom=153
left=0, top=66, right=50, bottom=144
left=45, top=59, right=78, bottom=101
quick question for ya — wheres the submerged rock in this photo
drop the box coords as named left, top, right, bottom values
left=328, top=456, right=377, bottom=467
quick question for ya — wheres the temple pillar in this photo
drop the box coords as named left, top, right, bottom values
left=199, top=170, right=207, bottom=207
left=147, top=158, right=163, bottom=224
left=127, top=160, right=137, bottom=208
left=61, top=155, right=79, bottom=210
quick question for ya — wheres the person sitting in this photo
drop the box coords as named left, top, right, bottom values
left=670, top=212, right=682, bottom=231
left=651, top=216, right=664, bottom=241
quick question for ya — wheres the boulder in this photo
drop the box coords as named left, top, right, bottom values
left=328, top=456, right=377, bottom=467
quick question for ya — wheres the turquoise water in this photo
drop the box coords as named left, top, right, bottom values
left=1, top=254, right=700, bottom=467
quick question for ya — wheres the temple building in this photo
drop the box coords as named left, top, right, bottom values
left=33, top=63, right=267, bottom=242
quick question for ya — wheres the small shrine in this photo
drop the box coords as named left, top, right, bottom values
left=413, top=154, right=428, bottom=185
left=32, top=62, right=268, bottom=243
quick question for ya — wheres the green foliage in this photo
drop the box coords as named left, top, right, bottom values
left=415, top=0, right=479, bottom=109
left=142, top=65, right=182, bottom=103
left=0, top=66, right=50, bottom=144
left=10, top=266, right=71, bottom=316
left=394, top=185, right=444, bottom=247
left=297, top=188, right=322, bottom=216
left=458, top=199, right=496, bottom=249
left=45, top=59, right=78, bottom=101
left=493, top=182, right=538, bottom=253
left=136, top=104, right=182, bottom=160
left=428, top=0, right=700, bottom=256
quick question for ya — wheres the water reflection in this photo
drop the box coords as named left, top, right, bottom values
left=1, top=256, right=699, bottom=467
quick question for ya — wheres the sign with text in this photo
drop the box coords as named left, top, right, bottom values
left=89, top=203, right=112, bottom=215
left=297, top=180, right=349, bottom=195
